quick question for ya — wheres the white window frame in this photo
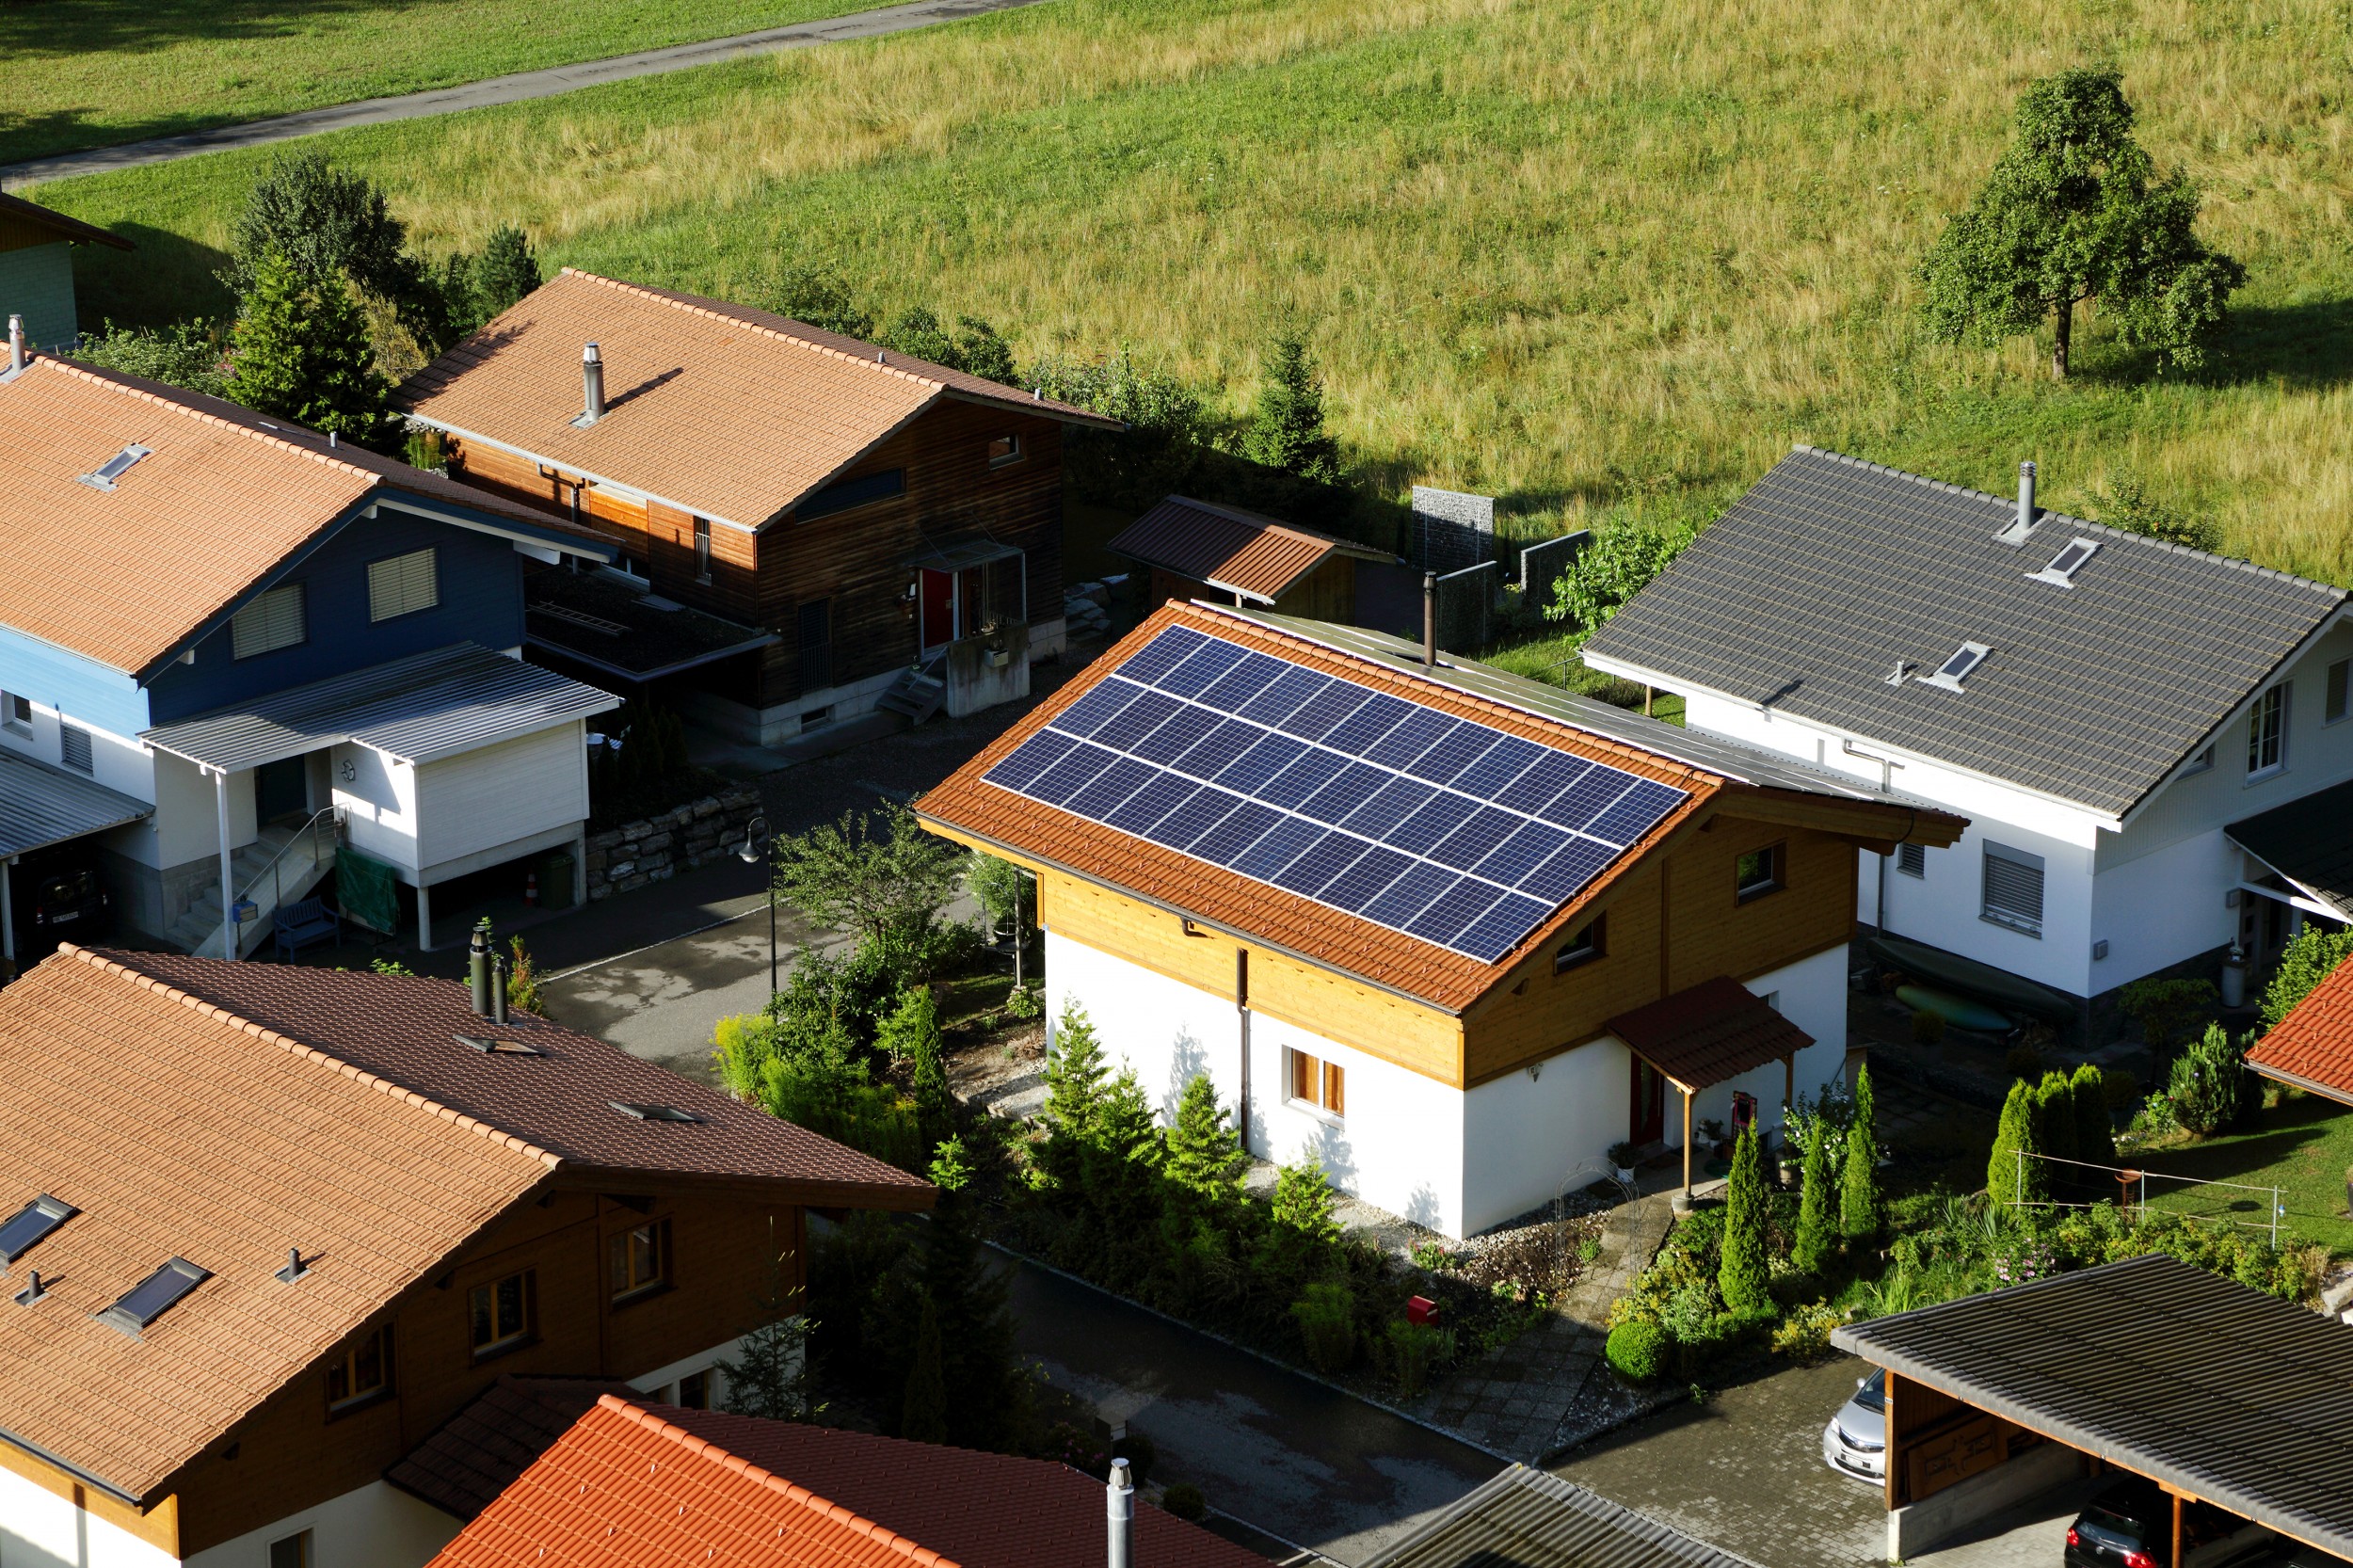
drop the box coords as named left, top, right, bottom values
left=231, top=582, right=307, bottom=660
left=2328, top=659, right=2350, bottom=726
left=1285, top=1047, right=1345, bottom=1125
left=367, top=548, right=440, bottom=623
left=2247, top=681, right=2289, bottom=780
left=1, top=692, right=29, bottom=738
left=1981, top=840, right=2045, bottom=937
left=2179, top=744, right=2216, bottom=777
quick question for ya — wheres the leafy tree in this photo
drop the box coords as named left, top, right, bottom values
left=71, top=319, right=229, bottom=397
left=1918, top=69, right=2246, bottom=377
left=717, top=1239, right=820, bottom=1421
left=880, top=306, right=1018, bottom=383
left=771, top=802, right=963, bottom=955
left=1988, top=1078, right=2044, bottom=1206
left=1791, top=1118, right=1834, bottom=1275
left=1839, top=1064, right=1881, bottom=1243
left=1031, top=348, right=1213, bottom=509
left=228, top=151, right=446, bottom=346
left=2071, top=1063, right=2116, bottom=1168
left=762, top=263, right=876, bottom=339
left=968, top=852, right=1036, bottom=987
left=2261, top=926, right=2353, bottom=1029
left=2036, top=1070, right=2080, bottom=1167
left=1241, top=331, right=1343, bottom=484
left=1163, top=1074, right=1248, bottom=1204
left=1718, top=1127, right=1772, bottom=1312
left=225, top=250, right=393, bottom=443
left=2089, top=472, right=2218, bottom=552
left=899, top=1295, right=949, bottom=1442
left=1544, top=518, right=1698, bottom=641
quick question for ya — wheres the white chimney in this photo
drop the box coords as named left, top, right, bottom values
left=1106, top=1459, right=1134, bottom=1568
left=579, top=342, right=605, bottom=425
left=6, top=314, right=23, bottom=376
left=2017, top=460, right=2037, bottom=534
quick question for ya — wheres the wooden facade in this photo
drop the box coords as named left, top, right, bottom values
left=157, top=1183, right=806, bottom=1556
left=444, top=397, right=1069, bottom=711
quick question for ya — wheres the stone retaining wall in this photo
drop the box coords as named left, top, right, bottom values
left=584, top=788, right=763, bottom=901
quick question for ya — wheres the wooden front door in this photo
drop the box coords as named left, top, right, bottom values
left=920, top=568, right=954, bottom=652
left=1629, top=1057, right=1665, bottom=1146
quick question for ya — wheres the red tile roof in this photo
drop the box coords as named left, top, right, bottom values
left=917, top=600, right=1722, bottom=1012
left=397, top=270, right=1118, bottom=532
left=1607, top=976, right=1816, bottom=1091
left=1109, top=496, right=1391, bottom=604
left=0, top=357, right=616, bottom=676
left=2248, top=956, right=2353, bottom=1105
left=428, top=1396, right=1268, bottom=1568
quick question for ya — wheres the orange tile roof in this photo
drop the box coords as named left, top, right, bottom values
left=428, top=1396, right=1268, bottom=1568
left=396, top=270, right=1120, bottom=532
left=916, top=601, right=1723, bottom=1012
left=0, top=357, right=616, bottom=677
left=1108, top=496, right=1392, bottom=604
left=2247, top=956, right=2353, bottom=1104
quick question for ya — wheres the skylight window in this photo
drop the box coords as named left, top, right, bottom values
left=96, top=1256, right=210, bottom=1336
left=1919, top=642, right=1991, bottom=692
left=76, top=444, right=152, bottom=492
left=2027, top=536, right=2101, bottom=587
left=456, top=1033, right=546, bottom=1056
left=0, top=1195, right=75, bottom=1267
left=610, top=1102, right=702, bottom=1124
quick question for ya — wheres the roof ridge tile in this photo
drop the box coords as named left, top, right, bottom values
left=35, top=356, right=384, bottom=487
left=58, top=944, right=564, bottom=1169
left=559, top=267, right=952, bottom=395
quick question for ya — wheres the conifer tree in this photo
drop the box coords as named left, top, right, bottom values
left=469, top=224, right=542, bottom=324
left=1163, top=1074, right=1248, bottom=1204
left=1987, top=1078, right=2044, bottom=1206
left=2036, top=1070, right=2079, bottom=1167
left=919, top=1187, right=1022, bottom=1449
left=716, top=1239, right=818, bottom=1422
left=225, top=249, right=392, bottom=443
left=1838, top=1064, right=1880, bottom=1244
left=2071, top=1063, right=2116, bottom=1168
left=1035, top=1000, right=1111, bottom=1190
left=1719, top=1126, right=1772, bottom=1312
left=1255, top=1156, right=1341, bottom=1288
left=1791, top=1117, right=1833, bottom=1275
left=898, top=1295, right=949, bottom=1444
left=1241, top=331, right=1343, bottom=483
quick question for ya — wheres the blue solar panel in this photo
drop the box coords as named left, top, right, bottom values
left=979, top=628, right=1687, bottom=967
left=984, top=730, right=1079, bottom=792
left=1232, top=817, right=1325, bottom=880
left=1119, top=627, right=1208, bottom=686
left=1584, top=779, right=1688, bottom=846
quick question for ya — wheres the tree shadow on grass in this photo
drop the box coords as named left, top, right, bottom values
left=2076, top=296, right=2353, bottom=392
left=0, top=0, right=440, bottom=63
left=70, top=222, right=237, bottom=334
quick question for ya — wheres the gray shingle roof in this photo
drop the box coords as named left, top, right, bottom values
left=1583, top=447, right=2345, bottom=819
left=1363, top=1465, right=1762, bottom=1568
left=1832, top=1254, right=2353, bottom=1560
left=0, top=747, right=151, bottom=858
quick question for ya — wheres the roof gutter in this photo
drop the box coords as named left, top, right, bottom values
left=369, top=489, right=619, bottom=564
left=2243, top=1057, right=2353, bottom=1108
left=0, top=1419, right=147, bottom=1509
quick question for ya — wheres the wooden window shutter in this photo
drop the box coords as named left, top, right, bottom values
left=1323, top=1061, right=1346, bottom=1117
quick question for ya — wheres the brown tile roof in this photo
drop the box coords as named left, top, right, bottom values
left=916, top=601, right=1723, bottom=1012
left=388, top=1375, right=637, bottom=1521
left=100, top=951, right=934, bottom=1201
left=2247, top=956, right=2353, bottom=1104
left=1109, top=495, right=1392, bottom=604
left=0, top=191, right=135, bottom=250
left=0, top=945, right=556, bottom=1503
left=1607, top=976, right=1816, bottom=1091
left=396, top=269, right=1120, bottom=532
left=429, top=1396, right=1268, bottom=1568
left=0, top=357, right=616, bottom=677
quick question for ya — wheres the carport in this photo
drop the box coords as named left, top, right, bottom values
left=0, top=747, right=151, bottom=975
left=1832, top=1253, right=2353, bottom=1565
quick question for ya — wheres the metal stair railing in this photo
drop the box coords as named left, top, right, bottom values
left=224, top=806, right=345, bottom=956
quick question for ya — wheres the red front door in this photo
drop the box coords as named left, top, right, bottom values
left=1629, top=1058, right=1665, bottom=1146
left=920, top=568, right=954, bottom=651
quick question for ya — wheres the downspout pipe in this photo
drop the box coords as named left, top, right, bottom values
left=1841, top=739, right=1907, bottom=937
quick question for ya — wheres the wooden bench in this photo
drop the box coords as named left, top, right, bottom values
left=273, top=897, right=342, bottom=961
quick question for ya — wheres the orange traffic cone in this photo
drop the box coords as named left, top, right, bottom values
left=524, top=871, right=538, bottom=906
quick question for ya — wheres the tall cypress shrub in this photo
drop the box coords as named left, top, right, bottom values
left=1839, top=1064, right=1880, bottom=1244
left=2037, top=1070, right=2079, bottom=1167
left=1792, top=1118, right=1833, bottom=1275
left=1987, top=1078, right=2044, bottom=1206
left=2071, top=1063, right=2116, bottom=1168
left=1719, top=1127, right=1772, bottom=1313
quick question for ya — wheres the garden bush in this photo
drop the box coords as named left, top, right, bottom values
left=2262, top=926, right=2353, bottom=1029
left=1604, top=1320, right=1670, bottom=1383
left=1289, top=1281, right=1357, bottom=1373
left=2167, top=1023, right=2248, bottom=1136
left=2120, top=976, right=2220, bottom=1051
left=1381, top=1320, right=1455, bottom=1397
left=1160, top=1482, right=1207, bottom=1522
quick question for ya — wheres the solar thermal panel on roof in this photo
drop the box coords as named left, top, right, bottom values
left=982, top=629, right=1687, bottom=964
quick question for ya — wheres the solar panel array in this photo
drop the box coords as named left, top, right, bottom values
left=984, top=627, right=1688, bottom=963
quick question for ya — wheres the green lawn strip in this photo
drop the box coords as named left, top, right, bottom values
left=0, top=0, right=884, bottom=167
left=2130, top=1094, right=2353, bottom=1256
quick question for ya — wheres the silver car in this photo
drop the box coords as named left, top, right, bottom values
left=1821, top=1367, right=1885, bottom=1484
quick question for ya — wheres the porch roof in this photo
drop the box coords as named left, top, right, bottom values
left=140, top=644, right=617, bottom=772
left=2227, top=777, right=2353, bottom=920
left=0, top=747, right=152, bottom=858
left=1606, top=976, right=1814, bottom=1092
left=902, top=535, right=1022, bottom=573
left=524, top=570, right=776, bottom=683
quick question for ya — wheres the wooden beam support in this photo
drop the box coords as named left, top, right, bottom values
left=1681, top=1087, right=1694, bottom=1198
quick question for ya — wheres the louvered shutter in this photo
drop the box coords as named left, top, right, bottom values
left=1981, top=843, right=2044, bottom=933
left=368, top=549, right=440, bottom=621
left=231, top=583, right=306, bottom=659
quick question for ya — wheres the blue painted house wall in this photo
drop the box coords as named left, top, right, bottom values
left=146, top=504, right=525, bottom=724
left=0, top=242, right=78, bottom=352
left=0, top=624, right=149, bottom=740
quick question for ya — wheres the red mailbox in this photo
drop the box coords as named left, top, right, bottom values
left=1407, top=1295, right=1440, bottom=1327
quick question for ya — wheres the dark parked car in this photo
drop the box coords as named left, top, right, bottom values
left=2066, top=1476, right=2275, bottom=1568
left=14, top=859, right=110, bottom=957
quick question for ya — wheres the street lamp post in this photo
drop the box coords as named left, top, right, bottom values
left=738, top=814, right=776, bottom=997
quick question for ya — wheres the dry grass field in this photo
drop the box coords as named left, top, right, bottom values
left=34, top=0, right=2353, bottom=577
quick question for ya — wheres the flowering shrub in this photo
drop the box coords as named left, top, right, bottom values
left=1990, top=1240, right=2057, bottom=1286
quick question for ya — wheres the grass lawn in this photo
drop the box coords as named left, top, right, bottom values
left=28, top=0, right=2353, bottom=580
left=2132, top=1092, right=2353, bottom=1256
left=0, top=0, right=880, bottom=167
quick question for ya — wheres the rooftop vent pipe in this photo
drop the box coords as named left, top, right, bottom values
left=1106, top=1458, right=1134, bottom=1568
left=579, top=342, right=605, bottom=426
left=6, top=314, right=23, bottom=376
left=469, top=919, right=495, bottom=1017
left=1422, top=570, right=1437, bottom=667
left=2017, top=460, right=2037, bottom=534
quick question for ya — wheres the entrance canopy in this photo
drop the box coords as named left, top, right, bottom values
left=1833, top=1254, right=2353, bottom=1560
left=1608, top=976, right=1814, bottom=1093
left=0, top=747, right=151, bottom=858
left=2229, top=778, right=2353, bottom=921
left=141, top=644, right=617, bottom=772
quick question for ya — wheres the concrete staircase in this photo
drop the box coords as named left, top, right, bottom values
left=875, top=667, right=947, bottom=727
left=168, top=821, right=336, bottom=959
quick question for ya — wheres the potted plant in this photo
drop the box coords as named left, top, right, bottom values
left=1607, top=1142, right=1639, bottom=1183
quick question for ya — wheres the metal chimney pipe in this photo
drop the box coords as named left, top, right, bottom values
left=7, top=314, right=24, bottom=375
left=1422, top=571, right=1437, bottom=667
left=581, top=342, right=605, bottom=424
left=490, top=952, right=511, bottom=1025
left=1106, top=1459, right=1134, bottom=1568
left=468, top=919, right=494, bottom=1017
left=2017, top=460, right=2037, bottom=534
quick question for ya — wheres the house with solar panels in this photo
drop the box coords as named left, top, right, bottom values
left=918, top=600, right=1962, bottom=1236
left=0, top=353, right=621, bottom=967
left=1584, top=447, right=2353, bottom=1013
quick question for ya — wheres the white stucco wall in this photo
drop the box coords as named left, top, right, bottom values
left=0, top=1464, right=176, bottom=1568
left=333, top=744, right=420, bottom=871
left=180, top=1480, right=458, bottom=1568
left=1462, top=1034, right=1627, bottom=1235
left=628, top=1331, right=759, bottom=1407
